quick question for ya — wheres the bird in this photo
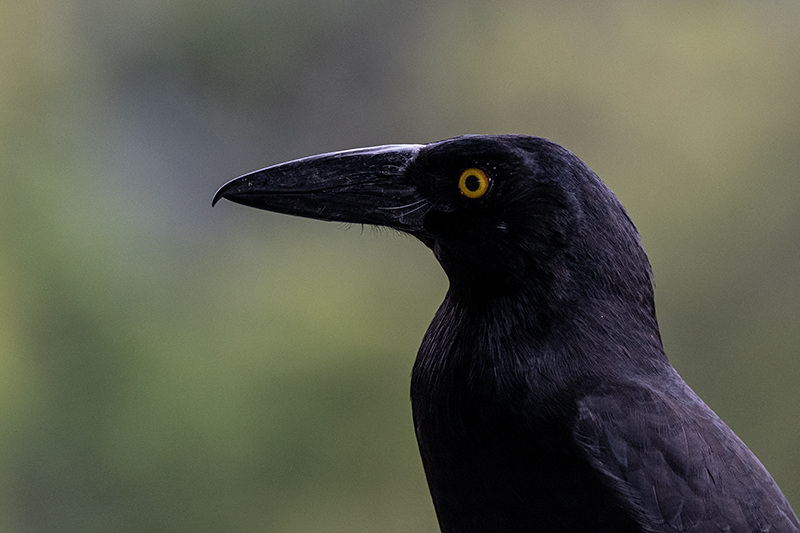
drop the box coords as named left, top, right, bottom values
left=213, top=134, right=799, bottom=532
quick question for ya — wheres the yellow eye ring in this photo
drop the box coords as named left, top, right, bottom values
left=458, top=168, right=490, bottom=199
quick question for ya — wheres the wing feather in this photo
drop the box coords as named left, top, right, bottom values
left=574, top=371, right=799, bottom=532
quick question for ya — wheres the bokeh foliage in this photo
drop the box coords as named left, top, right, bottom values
left=1, top=0, right=799, bottom=531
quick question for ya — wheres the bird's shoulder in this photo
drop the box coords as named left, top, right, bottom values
left=573, top=371, right=799, bottom=533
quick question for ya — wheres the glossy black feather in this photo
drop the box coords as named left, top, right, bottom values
left=215, top=134, right=799, bottom=532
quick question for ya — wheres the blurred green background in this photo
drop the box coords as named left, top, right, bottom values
left=2, top=0, right=799, bottom=531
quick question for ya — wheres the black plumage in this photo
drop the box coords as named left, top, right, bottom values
left=214, top=135, right=799, bottom=532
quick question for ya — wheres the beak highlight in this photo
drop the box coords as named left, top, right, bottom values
left=213, top=144, right=428, bottom=235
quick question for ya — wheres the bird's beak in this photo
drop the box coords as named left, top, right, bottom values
left=213, top=144, right=430, bottom=240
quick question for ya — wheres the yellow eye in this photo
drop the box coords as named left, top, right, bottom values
left=458, top=168, right=490, bottom=199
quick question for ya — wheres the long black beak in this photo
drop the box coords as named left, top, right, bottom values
left=213, top=144, right=429, bottom=238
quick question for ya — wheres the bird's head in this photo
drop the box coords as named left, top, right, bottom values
left=214, top=135, right=655, bottom=319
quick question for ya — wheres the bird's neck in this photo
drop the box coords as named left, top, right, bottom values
left=412, top=283, right=667, bottom=418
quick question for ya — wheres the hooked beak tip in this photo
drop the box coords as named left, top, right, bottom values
left=212, top=181, right=233, bottom=207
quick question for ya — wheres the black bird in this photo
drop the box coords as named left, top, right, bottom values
left=214, top=135, right=799, bottom=532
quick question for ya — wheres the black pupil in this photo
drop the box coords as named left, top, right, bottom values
left=465, top=174, right=481, bottom=192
